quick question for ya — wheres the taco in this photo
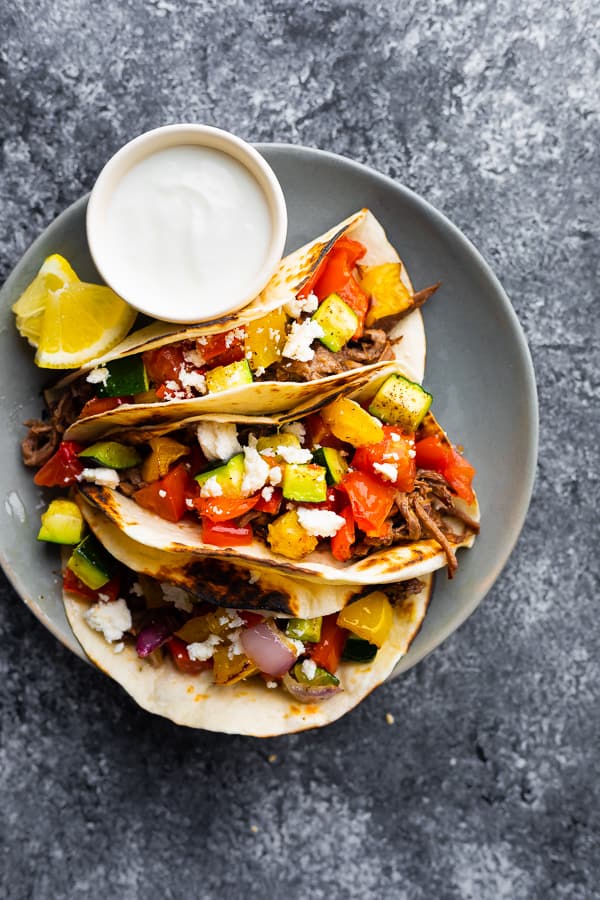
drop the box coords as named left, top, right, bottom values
left=61, top=531, right=433, bottom=735
left=26, top=209, right=438, bottom=453
left=31, top=367, right=479, bottom=587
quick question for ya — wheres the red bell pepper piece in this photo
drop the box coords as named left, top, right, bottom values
left=193, top=495, right=259, bottom=522
left=415, top=435, right=476, bottom=504
left=303, top=413, right=348, bottom=451
left=34, top=441, right=85, bottom=487
left=63, top=569, right=121, bottom=602
left=134, top=463, right=195, bottom=522
left=308, top=613, right=348, bottom=673
left=339, top=470, right=397, bottom=537
left=330, top=505, right=356, bottom=562
left=352, top=426, right=416, bottom=493
left=167, top=637, right=212, bottom=674
left=79, top=396, right=132, bottom=419
left=201, top=518, right=254, bottom=547
left=310, top=237, right=369, bottom=336
left=143, top=345, right=187, bottom=386
left=195, top=329, right=246, bottom=368
left=254, top=487, right=283, bottom=515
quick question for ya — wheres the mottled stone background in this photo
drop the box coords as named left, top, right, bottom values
left=1, top=2, right=598, bottom=898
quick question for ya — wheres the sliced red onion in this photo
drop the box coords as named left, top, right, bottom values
left=241, top=620, right=299, bottom=676
left=136, top=620, right=176, bottom=658
left=282, top=672, right=343, bottom=703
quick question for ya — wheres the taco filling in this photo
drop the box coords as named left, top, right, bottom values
left=29, top=372, right=477, bottom=578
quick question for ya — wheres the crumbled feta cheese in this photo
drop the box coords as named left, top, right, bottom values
left=276, top=445, right=313, bottom=464
left=197, top=335, right=208, bottom=346
left=284, top=291, right=319, bottom=319
left=301, top=658, right=317, bottom=681
left=266, top=681, right=278, bottom=689
left=247, top=433, right=258, bottom=448
left=227, top=628, right=244, bottom=659
left=161, top=583, right=194, bottom=612
left=183, top=348, right=204, bottom=367
left=261, top=485, right=274, bottom=502
left=113, top=642, right=125, bottom=654
left=253, top=366, right=265, bottom=378
left=268, top=466, right=282, bottom=485
left=408, top=449, right=416, bottom=459
left=85, top=366, right=110, bottom=386
left=390, top=432, right=401, bottom=442
left=185, top=497, right=195, bottom=508
left=282, top=319, right=324, bottom=362
left=282, top=421, right=306, bottom=442
left=287, top=637, right=305, bottom=656
left=78, top=467, right=120, bottom=488
left=130, top=582, right=143, bottom=597
left=158, top=488, right=167, bottom=498
left=97, top=592, right=109, bottom=602
left=248, top=572, right=260, bottom=585
left=187, top=634, right=222, bottom=661
left=84, top=598, right=131, bottom=643
left=373, top=462, right=398, bottom=482
left=196, top=422, right=241, bottom=461
left=178, top=365, right=207, bottom=394
left=199, top=475, right=223, bottom=498
left=297, top=507, right=346, bottom=538
left=261, top=447, right=276, bottom=458
left=241, top=446, right=270, bottom=496
left=162, top=379, right=187, bottom=400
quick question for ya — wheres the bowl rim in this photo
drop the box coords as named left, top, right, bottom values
left=86, top=124, right=288, bottom=323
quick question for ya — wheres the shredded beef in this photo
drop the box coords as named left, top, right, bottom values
left=382, top=578, right=425, bottom=605
left=269, top=329, right=392, bottom=382
left=21, top=380, right=93, bottom=468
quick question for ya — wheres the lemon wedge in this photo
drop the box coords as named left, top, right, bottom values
left=12, top=254, right=78, bottom=347
left=12, top=253, right=137, bottom=369
left=34, top=281, right=137, bottom=369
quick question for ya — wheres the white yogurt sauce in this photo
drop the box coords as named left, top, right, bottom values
left=104, top=145, right=273, bottom=320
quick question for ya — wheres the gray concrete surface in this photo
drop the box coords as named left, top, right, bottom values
left=1, top=1, right=598, bottom=898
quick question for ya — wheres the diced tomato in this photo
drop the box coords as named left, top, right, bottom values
left=352, top=426, right=416, bottom=493
left=194, top=329, right=246, bottom=368
left=167, top=637, right=212, bottom=674
left=134, top=463, right=196, bottom=522
left=143, top=345, right=187, bottom=386
left=330, top=505, right=355, bottom=562
left=304, top=412, right=348, bottom=451
left=63, top=569, right=121, bottom=602
left=254, top=487, right=283, bottom=515
left=415, top=435, right=476, bottom=504
left=339, top=470, right=397, bottom=537
left=34, top=441, right=85, bottom=487
left=201, top=519, right=253, bottom=547
left=239, top=611, right=264, bottom=627
left=193, top=495, right=259, bottom=522
left=308, top=613, right=348, bottom=673
left=79, top=396, right=132, bottom=419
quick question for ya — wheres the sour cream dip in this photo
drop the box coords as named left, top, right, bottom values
left=87, top=125, right=287, bottom=323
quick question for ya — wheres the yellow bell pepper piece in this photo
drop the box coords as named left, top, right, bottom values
left=141, top=437, right=189, bottom=483
left=244, top=306, right=289, bottom=371
left=267, top=509, right=319, bottom=560
left=321, top=397, right=384, bottom=447
left=358, top=263, right=413, bottom=326
left=213, top=647, right=259, bottom=685
left=337, top=591, right=393, bottom=647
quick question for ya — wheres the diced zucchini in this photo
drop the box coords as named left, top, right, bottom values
left=78, top=441, right=141, bottom=469
left=256, top=433, right=301, bottom=455
left=282, top=463, right=327, bottom=503
left=342, top=635, right=378, bottom=662
left=312, top=447, right=348, bottom=485
left=293, top=661, right=340, bottom=687
left=267, top=509, right=318, bottom=560
left=195, top=453, right=245, bottom=497
left=97, top=356, right=149, bottom=398
left=368, top=374, right=432, bottom=431
left=67, top=534, right=116, bottom=590
left=37, top=499, right=85, bottom=545
left=286, top=617, right=323, bottom=643
left=311, top=293, right=358, bottom=352
left=321, top=397, right=384, bottom=446
left=205, top=359, right=253, bottom=393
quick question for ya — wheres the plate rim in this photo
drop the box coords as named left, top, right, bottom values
left=0, top=141, right=539, bottom=674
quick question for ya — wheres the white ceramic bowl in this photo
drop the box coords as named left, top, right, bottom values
left=86, top=124, right=288, bottom=323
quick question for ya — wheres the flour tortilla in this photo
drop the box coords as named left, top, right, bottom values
left=64, top=570, right=433, bottom=736
left=58, top=209, right=427, bottom=442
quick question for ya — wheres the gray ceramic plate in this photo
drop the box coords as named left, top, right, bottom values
left=0, top=144, right=538, bottom=673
